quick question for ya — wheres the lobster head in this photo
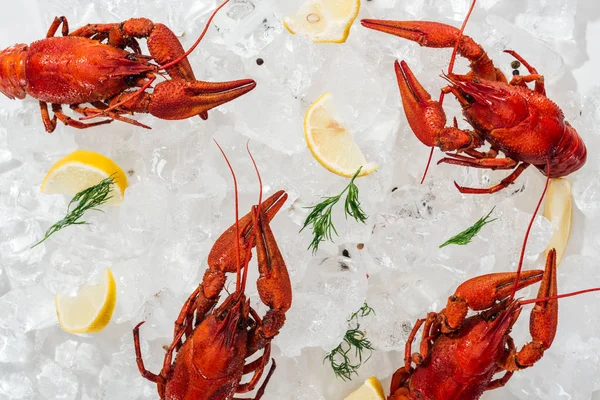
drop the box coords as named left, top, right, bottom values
left=181, top=292, right=252, bottom=381
left=455, top=300, right=522, bottom=377
left=443, top=74, right=529, bottom=132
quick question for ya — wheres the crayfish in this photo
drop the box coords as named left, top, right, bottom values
left=133, top=145, right=291, bottom=399
left=0, top=0, right=256, bottom=132
left=388, top=249, right=599, bottom=399
left=362, top=3, right=586, bottom=194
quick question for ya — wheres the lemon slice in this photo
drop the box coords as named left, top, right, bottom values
left=41, top=150, right=128, bottom=204
left=305, top=92, right=378, bottom=177
left=283, top=0, right=361, bottom=43
left=543, top=178, right=572, bottom=266
left=344, top=376, right=385, bottom=400
left=55, top=268, right=117, bottom=334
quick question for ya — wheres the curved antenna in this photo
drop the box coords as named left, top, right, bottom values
left=510, top=165, right=550, bottom=300
left=160, top=0, right=231, bottom=71
left=443, top=0, right=478, bottom=89
left=213, top=139, right=242, bottom=292
left=519, top=288, right=600, bottom=306
left=240, top=140, right=263, bottom=292
left=421, top=0, right=478, bottom=184
left=247, top=141, right=263, bottom=207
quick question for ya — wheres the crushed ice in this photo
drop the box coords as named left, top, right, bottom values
left=0, top=0, right=599, bottom=399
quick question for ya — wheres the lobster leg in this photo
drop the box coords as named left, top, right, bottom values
left=394, top=60, right=476, bottom=152
left=69, top=104, right=151, bottom=129
left=134, top=285, right=203, bottom=398
left=503, top=249, right=558, bottom=371
left=465, top=148, right=499, bottom=159
left=236, top=343, right=272, bottom=393
left=171, top=285, right=203, bottom=350
left=71, top=19, right=194, bottom=80
left=50, top=104, right=112, bottom=130
left=486, top=336, right=515, bottom=390
left=505, top=50, right=546, bottom=96
left=233, top=360, right=277, bottom=400
left=438, top=154, right=518, bottom=170
left=388, top=316, right=432, bottom=398
left=132, top=322, right=167, bottom=386
left=402, top=318, right=425, bottom=373
left=39, top=102, right=57, bottom=133
left=361, top=19, right=506, bottom=82
left=454, top=162, right=530, bottom=194
left=46, top=16, right=69, bottom=37
left=441, top=268, right=544, bottom=332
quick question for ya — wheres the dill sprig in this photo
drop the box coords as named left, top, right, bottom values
left=325, top=302, right=376, bottom=381
left=300, top=167, right=368, bottom=253
left=32, top=176, right=115, bottom=248
left=439, top=206, right=497, bottom=248
left=349, top=302, right=376, bottom=320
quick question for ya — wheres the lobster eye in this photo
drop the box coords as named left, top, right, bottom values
left=464, top=93, right=475, bottom=103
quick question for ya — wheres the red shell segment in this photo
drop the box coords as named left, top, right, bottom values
left=24, top=37, right=153, bottom=104
left=0, top=44, right=28, bottom=100
left=409, top=312, right=514, bottom=399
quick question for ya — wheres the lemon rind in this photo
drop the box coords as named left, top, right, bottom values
left=41, top=149, right=128, bottom=198
left=304, top=92, right=379, bottom=178
left=56, top=269, right=117, bottom=334
left=283, top=0, right=361, bottom=44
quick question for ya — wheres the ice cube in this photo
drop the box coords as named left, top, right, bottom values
left=35, top=359, right=79, bottom=400
left=0, top=372, right=35, bottom=400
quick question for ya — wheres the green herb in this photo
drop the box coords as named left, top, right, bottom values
left=300, top=167, right=368, bottom=253
left=32, top=176, right=115, bottom=248
left=439, top=206, right=497, bottom=248
left=325, top=302, right=375, bottom=381
left=349, top=302, right=376, bottom=320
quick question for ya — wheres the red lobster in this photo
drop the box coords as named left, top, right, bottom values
left=0, top=0, right=256, bottom=133
left=361, top=8, right=586, bottom=195
left=133, top=146, right=291, bottom=399
left=387, top=249, right=599, bottom=399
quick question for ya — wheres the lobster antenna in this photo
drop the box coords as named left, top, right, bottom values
left=213, top=139, right=243, bottom=292
left=509, top=165, right=551, bottom=301
left=247, top=141, right=263, bottom=207
left=238, top=141, right=263, bottom=293
left=420, top=147, right=434, bottom=184
left=519, top=288, right=600, bottom=306
left=443, top=0, right=478, bottom=93
left=160, top=0, right=231, bottom=71
left=420, top=0, right=478, bottom=184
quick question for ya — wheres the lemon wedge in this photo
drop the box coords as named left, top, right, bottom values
left=305, top=92, right=378, bottom=177
left=41, top=150, right=128, bottom=204
left=55, top=268, right=117, bottom=334
left=344, top=376, right=385, bottom=400
left=543, top=178, right=573, bottom=266
left=283, top=0, right=361, bottom=43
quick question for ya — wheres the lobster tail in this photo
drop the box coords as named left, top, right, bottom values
left=544, top=122, right=587, bottom=177
left=0, top=44, right=28, bottom=100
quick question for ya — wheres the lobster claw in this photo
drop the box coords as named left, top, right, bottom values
left=394, top=60, right=472, bottom=151
left=208, top=190, right=288, bottom=274
left=442, top=270, right=544, bottom=332
left=147, top=78, right=257, bottom=121
left=361, top=20, right=463, bottom=49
